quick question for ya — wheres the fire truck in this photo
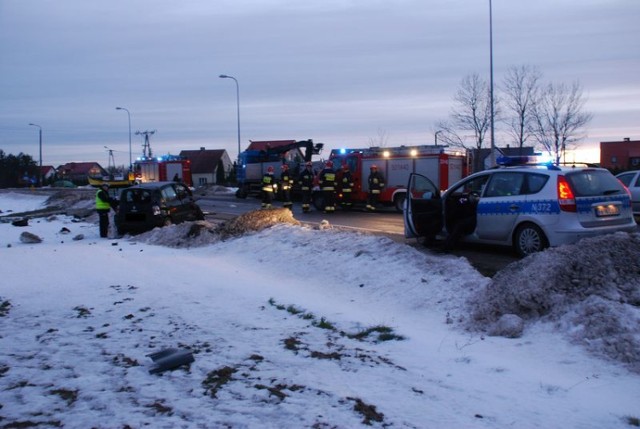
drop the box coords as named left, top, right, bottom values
left=316, top=145, right=466, bottom=212
left=130, top=130, right=194, bottom=186
left=134, top=155, right=193, bottom=187
left=235, top=139, right=324, bottom=198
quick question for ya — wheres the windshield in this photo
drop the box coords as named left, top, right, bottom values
left=565, top=170, right=624, bottom=197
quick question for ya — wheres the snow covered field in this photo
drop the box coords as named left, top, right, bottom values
left=1, top=190, right=639, bottom=428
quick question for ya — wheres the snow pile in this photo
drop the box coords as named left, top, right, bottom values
left=2, top=190, right=640, bottom=427
left=131, top=208, right=301, bottom=248
left=470, top=232, right=640, bottom=372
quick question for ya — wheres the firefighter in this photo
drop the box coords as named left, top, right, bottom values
left=95, top=183, right=117, bottom=238
left=298, top=161, right=315, bottom=213
left=280, top=164, right=294, bottom=210
left=366, top=164, right=385, bottom=211
left=318, top=160, right=337, bottom=213
left=261, top=166, right=277, bottom=209
left=339, top=162, right=354, bottom=210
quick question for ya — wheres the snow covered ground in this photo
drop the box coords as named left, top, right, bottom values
left=1, top=190, right=639, bottom=428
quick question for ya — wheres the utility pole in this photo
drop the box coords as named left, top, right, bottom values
left=135, top=130, right=156, bottom=158
left=489, top=0, right=496, bottom=168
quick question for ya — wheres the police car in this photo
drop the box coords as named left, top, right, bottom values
left=403, top=156, right=637, bottom=256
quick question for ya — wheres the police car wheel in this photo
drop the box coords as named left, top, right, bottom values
left=514, top=223, right=547, bottom=257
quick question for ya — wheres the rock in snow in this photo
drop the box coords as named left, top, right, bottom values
left=19, top=231, right=42, bottom=244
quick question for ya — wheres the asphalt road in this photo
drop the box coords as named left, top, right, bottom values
left=195, top=192, right=519, bottom=277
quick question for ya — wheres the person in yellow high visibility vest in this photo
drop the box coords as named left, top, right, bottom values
left=95, top=183, right=117, bottom=237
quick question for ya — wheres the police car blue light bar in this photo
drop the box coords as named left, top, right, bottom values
left=496, top=155, right=554, bottom=167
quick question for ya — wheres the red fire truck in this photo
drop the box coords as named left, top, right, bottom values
left=134, top=155, right=193, bottom=187
left=316, top=145, right=466, bottom=212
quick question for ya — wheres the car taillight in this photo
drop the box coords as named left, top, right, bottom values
left=617, top=179, right=633, bottom=200
left=557, top=175, right=576, bottom=212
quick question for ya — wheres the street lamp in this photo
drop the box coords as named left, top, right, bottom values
left=435, top=130, right=443, bottom=146
left=28, top=123, right=42, bottom=186
left=219, top=74, right=241, bottom=163
left=489, top=0, right=496, bottom=167
left=115, top=107, right=132, bottom=171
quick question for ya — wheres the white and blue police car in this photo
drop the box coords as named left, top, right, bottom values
left=404, top=156, right=637, bottom=256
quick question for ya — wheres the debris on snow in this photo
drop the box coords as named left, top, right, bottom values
left=147, top=348, right=195, bottom=375
left=19, top=231, right=42, bottom=243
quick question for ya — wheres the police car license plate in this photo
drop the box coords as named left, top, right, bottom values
left=595, top=204, right=619, bottom=217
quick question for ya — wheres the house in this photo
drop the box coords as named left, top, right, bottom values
left=179, top=148, right=232, bottom=186
left=57, top=162, right=107, bottom=185
left=40, top=165, right=56, bottom=183
left=600, top=138, right=640, bottom=173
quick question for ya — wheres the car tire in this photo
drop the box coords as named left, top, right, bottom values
left=514, top=223, right=548, bottom=257
left=163, top=217, right=173, bottom=227
left=394, top=193, right=406, bottom=213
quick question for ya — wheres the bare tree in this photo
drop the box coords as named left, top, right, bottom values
left=530, top=81, right=593, bottom=164
left=437, top=73, right=494, bottom=151
left=368, top=128, right=389, bottom=147
left=502, top=65, right=541, bottom=150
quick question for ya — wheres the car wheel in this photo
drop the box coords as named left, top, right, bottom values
left=163, top=217, right=172, bottom=227
left=394, top=193, right=406, bottom=213
left=514, top=223, right=548, bottom=257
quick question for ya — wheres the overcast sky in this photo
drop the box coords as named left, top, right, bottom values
left=1, top=0, right=638, bottom=167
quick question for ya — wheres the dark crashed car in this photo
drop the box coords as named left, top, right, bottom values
left=115, top=182, right=204, bottom=235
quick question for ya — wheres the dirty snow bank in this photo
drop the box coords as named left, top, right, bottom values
left=470, top=232, right=640, bottom=372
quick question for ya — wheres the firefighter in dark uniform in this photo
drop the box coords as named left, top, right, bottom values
left=318, top=160, right=337, bottom=213
left=280, top=164, right=294, bottom=210
left=298, top=161, right=315, bottom=213
left=366, top=164, right=385, bottom=211
left=261, top=166, right=276, bottom=209
left=339, top=162, right=354, bottom=210
left=95, top=183, right=117, bottom=238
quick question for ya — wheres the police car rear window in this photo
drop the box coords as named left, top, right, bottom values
left=565, top=170, right=624, bottom=197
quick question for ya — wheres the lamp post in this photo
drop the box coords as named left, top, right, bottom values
left=219, top=74, right=241, bottom=163
left=115, top=107, right=132, bottom=171
left=489, top=0, right=496, bottom=168
left=434, top=130, right=443, bottom=146
left=28, top=123, right=42, bottom=186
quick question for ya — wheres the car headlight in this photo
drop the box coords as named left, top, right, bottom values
left=152, top=205, right=161, bottom=216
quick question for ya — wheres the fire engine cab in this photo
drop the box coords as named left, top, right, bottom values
left=320, top=145, right=466, bottom=212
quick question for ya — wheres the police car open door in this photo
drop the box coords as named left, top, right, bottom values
left=404, top=173, right=443, bottom=240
